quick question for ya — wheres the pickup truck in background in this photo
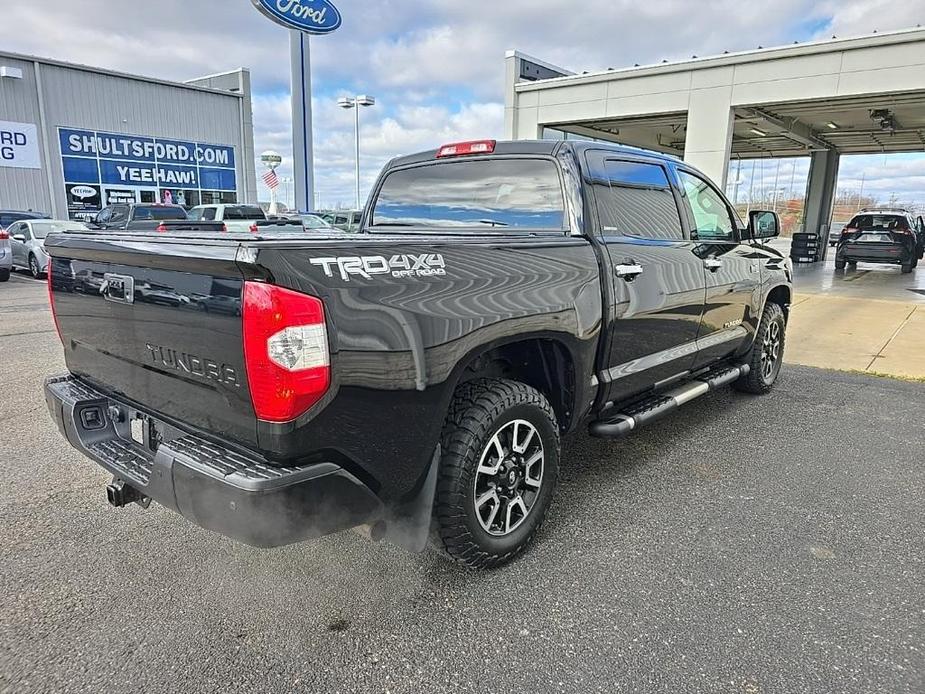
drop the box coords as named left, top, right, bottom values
left=90, top=203, right=226, bottom=233
left=189, top=204, right=305, bottom=234
left=44, top=139, right=792, bottom=568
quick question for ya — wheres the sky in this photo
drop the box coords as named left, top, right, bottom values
left=2, top=0, right=925, bottom=209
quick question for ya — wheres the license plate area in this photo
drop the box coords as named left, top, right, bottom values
left=860, top=233, right=891, bottom=243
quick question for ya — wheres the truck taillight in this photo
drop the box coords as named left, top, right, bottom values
left=242, top=282, right=330, bottom=423
left=47, top=260, right=63, bottom=344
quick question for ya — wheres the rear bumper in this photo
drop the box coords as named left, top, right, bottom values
left=44, top=374, right=384, bottom=548
left=839, top=243, right=910, bottom=263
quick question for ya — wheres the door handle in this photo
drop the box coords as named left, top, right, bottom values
left=615, top=263, right=644, bottom=280
left=703, top=258, right=723, bottom=272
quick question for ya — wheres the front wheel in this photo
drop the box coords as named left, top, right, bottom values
left=734, top=302, right=786, bottom=395
left=0, top=268, right=9, bottom=282
left=433, top=379, right=559, bottom=569
left=29, top=255, right=44, bottom=279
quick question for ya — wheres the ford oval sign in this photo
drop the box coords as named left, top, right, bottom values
left=251, top=0, right=342, bottom=35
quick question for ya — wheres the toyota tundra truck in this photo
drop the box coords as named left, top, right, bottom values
left=44, top=140, right=792, bottom=568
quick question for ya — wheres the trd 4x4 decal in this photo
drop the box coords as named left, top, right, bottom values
left=310, top=254, right=447, bottom=281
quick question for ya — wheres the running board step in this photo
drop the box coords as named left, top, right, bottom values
left=588, top=364, right=749, bottom=439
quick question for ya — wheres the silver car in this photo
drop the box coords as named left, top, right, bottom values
left=8, top=219, right=88, bottom=278
left=0, top=228, right=11, bottom=282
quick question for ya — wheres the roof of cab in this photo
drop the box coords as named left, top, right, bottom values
left=386, top=139, right=679, bottom=169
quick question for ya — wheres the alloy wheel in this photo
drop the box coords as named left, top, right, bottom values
left=473, top=419, right=544, bottom=537
left=760, top=320, right=782, bottom=382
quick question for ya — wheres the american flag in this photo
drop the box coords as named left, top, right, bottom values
left=262, top=169, right=280, bottom=190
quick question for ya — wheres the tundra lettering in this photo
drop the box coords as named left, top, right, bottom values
left=145, top=343, right=240, bottom=387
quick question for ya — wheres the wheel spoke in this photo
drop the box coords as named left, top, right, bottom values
left=477, top=434, right=504, bottom=475
left=524, top=450, right=543, bottom=487
left=476, top=489, right=501, bottom=531
left=512, top=424, right=535, bottom=454
left=505, top=495, right=528, bottom=534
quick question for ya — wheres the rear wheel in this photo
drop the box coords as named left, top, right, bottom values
left=901, top=261, right=913, bottom=274
left=433, top=379, right=559, bottom=569
left=834, top=258, right=847, bottom=270
left=0, top=268, right=9, bottom=282
left=734, top=302, right=786, bottom=395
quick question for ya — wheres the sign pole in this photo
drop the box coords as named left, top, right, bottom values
left=290, top=30, right=315, bottom=212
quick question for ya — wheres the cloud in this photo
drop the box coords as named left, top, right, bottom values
left=2, top=1, right=924, bottom=207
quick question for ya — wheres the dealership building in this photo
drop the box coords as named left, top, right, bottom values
left=0, top=50, right=258, bottom=220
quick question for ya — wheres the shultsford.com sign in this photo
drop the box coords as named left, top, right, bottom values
left=0, top=120, right=41, bottom=169
left=251, top=0, right=341, bottom=34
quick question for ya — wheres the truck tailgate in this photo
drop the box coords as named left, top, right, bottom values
left=46, top=233, right=257, bottom=448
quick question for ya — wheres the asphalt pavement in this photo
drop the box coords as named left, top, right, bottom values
left=1, top=274, right=924, bottom=694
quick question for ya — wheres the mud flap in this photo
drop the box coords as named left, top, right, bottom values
left=383, top=444, right=441, bottom=553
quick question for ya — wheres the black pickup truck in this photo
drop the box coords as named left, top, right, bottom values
left=90, top=203, right=226, bottom=233
left=44, top=140, right=792, bottom=568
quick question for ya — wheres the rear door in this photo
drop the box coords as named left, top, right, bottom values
left=675, top=167, right=758, bottom=366
left=586, top=152, right=706, bottom=402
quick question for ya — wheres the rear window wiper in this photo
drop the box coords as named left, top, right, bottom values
left=477, top=219, right=510, bottom=227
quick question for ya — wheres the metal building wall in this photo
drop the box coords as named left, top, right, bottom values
left=0, top=57, right=52, bottom=213
left=185, top=69, right=259, bottom=205
left=0, top=51, right=255, bottom=218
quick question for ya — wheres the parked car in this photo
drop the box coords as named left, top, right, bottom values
left=43, top=139, right=791, bottom=568
left=90, top=203, right=225, bottom=233
left=7, top=219, right=89, bottom=278
left=318, top=209, right=362, bottom=232
left=295, top=213, right=335, bottom=231
left=0, top=227, right=10, bottom=282
left=0, top=209, right=49, bottom=230
left=189, top=204, right=303, bottom=234
left=829, top=221, right=848, bottom=247
left=834, top=208, right=925, bottom=273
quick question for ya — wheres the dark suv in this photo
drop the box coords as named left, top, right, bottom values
left=834, top=209, right=925, bottom=273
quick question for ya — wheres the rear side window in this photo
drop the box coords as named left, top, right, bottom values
left=372, top=158, right=566, bottom=230
left=592, top=160, right=683, bottom=240
left=222, top=205, right=264, bottom=220
left=132, top=206, right=187, bottom=221
left=849, top=214, right=909, bottom=231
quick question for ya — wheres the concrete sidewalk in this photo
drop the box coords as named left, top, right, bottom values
left=786, top=293, right=924, bottom=379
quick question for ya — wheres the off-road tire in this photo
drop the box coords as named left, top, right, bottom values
left=734, top=302, right=786, bottom=395
left=433, top=379, right=559, bottom=569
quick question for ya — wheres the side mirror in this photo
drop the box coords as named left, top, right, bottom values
left=12, top=234, right=26, bottom=242
left=747, top=210, right=780, bottom=240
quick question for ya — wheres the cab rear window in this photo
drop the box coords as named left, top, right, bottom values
left=372, top=158, right=565, bottom=230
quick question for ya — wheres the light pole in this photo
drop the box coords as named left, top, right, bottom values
left=260, top=151, right=282, bottom=215
left=337, top=95, right=376, bottom=210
